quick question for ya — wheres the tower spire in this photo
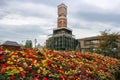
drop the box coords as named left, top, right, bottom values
left=57, top=3, right=67, bottom=28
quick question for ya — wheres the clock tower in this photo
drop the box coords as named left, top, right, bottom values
left=46, top=3, right=78, bottom=51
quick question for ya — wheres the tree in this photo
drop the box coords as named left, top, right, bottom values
left=24, top=40, right=33, bottom=48
left=98, top=30, right=120, bottom=57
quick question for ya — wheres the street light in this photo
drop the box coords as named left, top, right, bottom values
left=34, top=39, right=37, bottom=48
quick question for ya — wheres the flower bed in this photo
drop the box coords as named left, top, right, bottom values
left=0, top=49, right=120, bottom=80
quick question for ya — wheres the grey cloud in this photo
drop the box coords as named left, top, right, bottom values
left=68, top=1, right=120, bottom=24
left=72, top=3, right=120, bottom=24
left=16, top=0, right=60, bottom=7
left=0, top=28, right=24, bottom=40
left=0, top=25, right=49, bottom=38
left=110, top=23, right=120, bottom=28
left=16, top=10, right=54, bottom=19
left=77, top=12, right=120, bottom=23
left=0, top=0, right=57, bottom=19
left=69, top=23, right=92, bottom=30
left=0, top=9, right=10, bottom=19
left=0, top=0, right=7, bottom=6
left=14, top=25, right=49, bottom=35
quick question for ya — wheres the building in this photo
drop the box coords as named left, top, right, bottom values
left=78, top=35, right=120, bottom=56
left=79, top=36, right=99, bottom=50
left=0, top=41, right=21, bottom=51
left=46, top=3, right=78, bottom=51
left=79, top=35, right=120, bottom=49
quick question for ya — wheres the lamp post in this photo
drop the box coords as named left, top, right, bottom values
left=34, top=38, right=37, bottom=48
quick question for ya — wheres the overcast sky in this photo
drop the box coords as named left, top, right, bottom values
left=0, top=0, right=120, bottom=46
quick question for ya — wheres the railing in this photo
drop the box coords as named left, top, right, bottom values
left=48, top=33, right=75, bottom=38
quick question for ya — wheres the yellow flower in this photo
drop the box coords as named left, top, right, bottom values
left=42, top=60, right=47, bottom=66
left=6, top=66, right=20, bottom=75
left=7, top=61, right=13, bottom=64
left=19, top=67, right=24, bottom=71
left=37, top=69, right=41, bottom=73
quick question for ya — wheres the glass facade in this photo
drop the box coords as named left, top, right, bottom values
left=47, top=34, right=78, bottom=51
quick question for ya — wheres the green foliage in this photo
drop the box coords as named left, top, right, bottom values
left=24, top=40, right=33, bottom=48
left=98, top=30, right=120, bottom=57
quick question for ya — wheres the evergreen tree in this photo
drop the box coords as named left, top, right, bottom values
left=24, top=40, right=33, bottom=48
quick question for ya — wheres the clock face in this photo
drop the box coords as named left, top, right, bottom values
left=58, top=20, right=62, bottom=27
left=58, top=18, right=67, bottom=27
left=58, top=7, right=66, bottom=16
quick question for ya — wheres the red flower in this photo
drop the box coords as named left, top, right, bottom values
left=49, top=50, right=53, bottom=54
left=55, top=67, right=59, bottom=71
left=20, top=71, right=25, bottom=76
left=34, top=77, right=39, bottom=80
left=76, top=52, right=82, bottom=57
left=42, top=77, right=48, bottom=80
left=81, top=71, right=84, bottom=75
left=26, top=50, right=33, bottom=56
left=86, top=73, right=89, bottom=77
left=47, top=60, right=51, bottom=65
left=83, top=68, right=86, bottom=70
left=72, top=76, right=76, bottom=80
left=0, top=54, right=5, bottom=60
left=36, top=74, right=40, bottom=78
left=0, top=50, right=3, bottom=53
left=32, top=58, right=35, bottom=62
left=11, top=75, right=15, bottom=80
left=2, top=63, right=7, bottom=68
left=31, top=71, right=34, bottom=75
left=61, top=76, right=67, bottom=80
left=58, top=70, right=64, bottom=74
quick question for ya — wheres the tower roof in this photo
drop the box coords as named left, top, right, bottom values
left=58, top=3, right=67, bottom=8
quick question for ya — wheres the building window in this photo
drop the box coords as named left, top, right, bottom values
left=84, top=39, right=99, bottom=45
left=91, top=39, right=99, bottom=44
